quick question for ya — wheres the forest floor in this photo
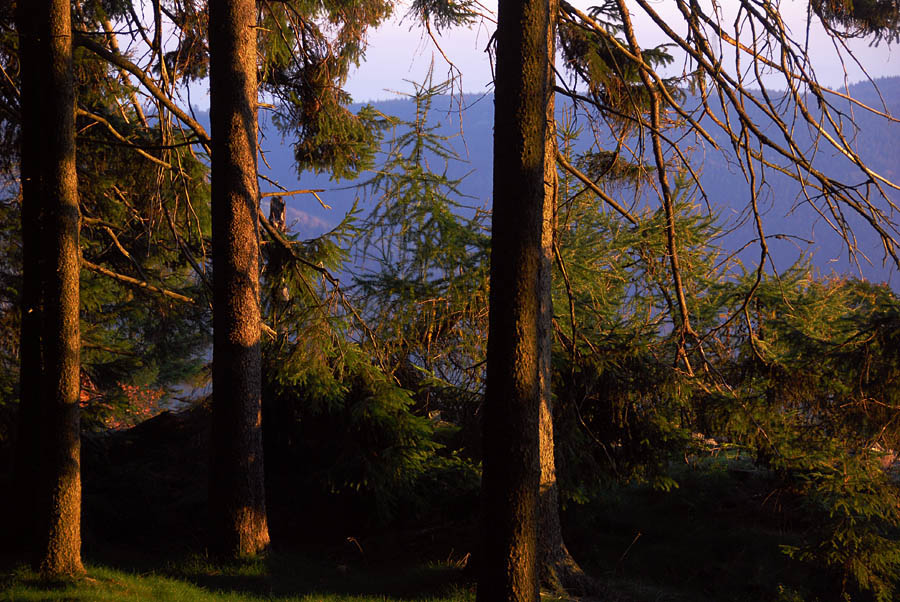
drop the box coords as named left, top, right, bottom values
left=0, top=554, right=475, bottom=601
left=1, top=406, right=820, bottom=602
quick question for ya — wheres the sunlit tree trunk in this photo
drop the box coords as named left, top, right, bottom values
left=477, top=0, right=552, bottom=600
left=536, top=2, right=593, bottom=594
left=208, top=0, right=271, bottom=557
left=15, top=0, right=85, bottom=577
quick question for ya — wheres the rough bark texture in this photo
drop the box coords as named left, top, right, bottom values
left=17, top=0, right=86, bottom=577
left=208, top=0, right=271, bottom=558
left=536, top=2, right=594, bottom=595
left=477, top=0, right=551, bottom=600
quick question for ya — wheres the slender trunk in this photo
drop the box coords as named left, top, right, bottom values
left=208, top=0, right=271, bottom=557
left=29, top=0, right=84, bottom=577
left=477, top=0, right=551, bottom=600
left=537, top=2, right=593, bottom=595
left=537, top=7, right=560, bottom=576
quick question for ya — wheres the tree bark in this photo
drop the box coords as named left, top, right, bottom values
left=477, top=0, right=551, bottom=600
left=15, top=0, right=85, bottom=577
left=208, top=0, right=271, bottom=557
left=537, top=2, right=594, bottom=595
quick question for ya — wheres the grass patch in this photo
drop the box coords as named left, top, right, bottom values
left=1, top=556, right=475, bottom=602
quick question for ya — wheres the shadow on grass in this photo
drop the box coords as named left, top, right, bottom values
left=162, top=552, right=473, bottom=601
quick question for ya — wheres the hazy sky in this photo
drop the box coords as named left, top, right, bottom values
left=345, top=0, right=900, bottom=102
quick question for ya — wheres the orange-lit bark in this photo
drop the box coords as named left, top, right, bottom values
left=208, top=0, right=271, bottom=557
left=537, top=1, right=593, bottom=594
left=14, top=0, right=85, bottom=577
left=477, top=0, right=553, bottom=600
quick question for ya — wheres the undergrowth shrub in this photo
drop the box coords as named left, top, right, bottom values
left=263, top=344, right=478, bottom=528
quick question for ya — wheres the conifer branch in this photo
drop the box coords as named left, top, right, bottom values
left=257, top=208, right=380, bottom=352
left=73, top=33, right=211, bottom=151
left=615, top=0, right=696, bottom=376
left=81, top=259, right=197, bottom=304
left=76, top=108, right=173, bottom=168
left=260, top=188, right=330, bottom=209
left=260, top=189, right=324, bottom=198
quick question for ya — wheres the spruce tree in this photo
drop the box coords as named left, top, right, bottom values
left=0, top=3, right=211, bottom=443
left=208, top=0, right=270, bottom=557
left=478, top=0, right=553, bottom=599
left=535, top=0, right=591, bottom=591
left=15, top=0, right=85, bottom=577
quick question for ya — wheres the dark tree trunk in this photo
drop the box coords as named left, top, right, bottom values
left=12, top=0, right=44, bottom=558
left=14, top=0, right=85, bottom=577
left=536, top=2, right=593, bottom=595
left=208, top=0, right=271, bottom=557
left=477, top=0, right=551, bottom=600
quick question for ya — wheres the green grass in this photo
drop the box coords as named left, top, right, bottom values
left=0, top=556, right=476, bottom=602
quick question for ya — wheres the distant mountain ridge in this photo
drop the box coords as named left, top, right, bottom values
left=226, top=76, right=900, bottom=284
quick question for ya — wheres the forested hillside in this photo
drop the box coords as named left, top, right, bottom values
left=252, top=75, right=900, bottom=284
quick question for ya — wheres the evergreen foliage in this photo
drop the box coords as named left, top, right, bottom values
left=255, top=0, right=393, bottom=179
left=406, top=0, right=481, bottom=31
left=704, top=272, right=900, bottom=600
left=0, top=3, right=211, bottom=435
left=354, top=79, right=490, bottom=420
left=75, top=106, right=211, bottom=427
left=259, top=205, right=478, bottom=525
left=253, top=107, right=481, bottom=525
left=812, top=0, right=900, bottom=43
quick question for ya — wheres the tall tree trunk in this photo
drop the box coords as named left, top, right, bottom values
left=477, top=0, right=551, bottom=600
left=208, top=0, right=271, bottom=557
left=536, top=2, right=593, bottom=595
left=19, top=0, right=85, bottom=577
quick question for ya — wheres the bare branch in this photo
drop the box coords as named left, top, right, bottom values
left=76, top=108, right=173, bottom=168
left=81, top=259, right=197, bottom=305
left=555, top=151, right=639, bottom=225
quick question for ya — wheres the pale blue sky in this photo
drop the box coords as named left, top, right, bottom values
left=344, top=0, right=900, bottom=102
